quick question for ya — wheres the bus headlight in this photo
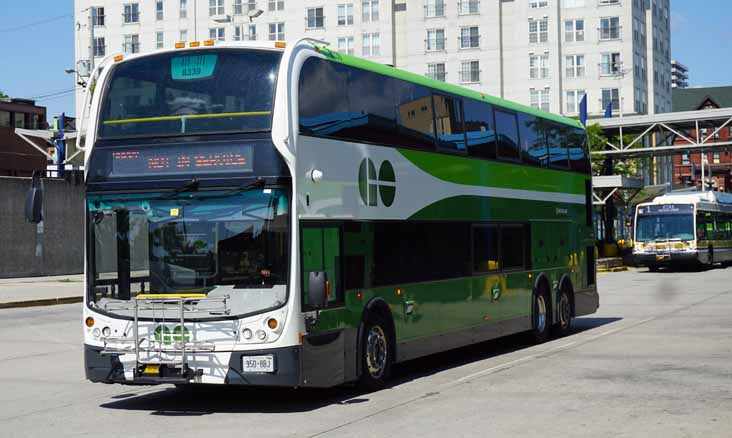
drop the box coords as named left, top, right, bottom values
left=102, top=327, right=111, bottom=337
left=256, top=330, right=267, bottom=341
left=92, top=328, right=101, bottom=338
left=242, top=328, right=253, bottom=340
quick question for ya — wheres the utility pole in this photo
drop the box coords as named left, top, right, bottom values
left=701, top=151, right=706, bottom=192
left=498, top=0, right=505, bottom=98
left=88, top=7, right=95, bottom=72
left=194, top=0, right=198, bottom=40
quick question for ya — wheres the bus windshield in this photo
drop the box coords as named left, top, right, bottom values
left=636, top=214, right=694, bottom=242
left=87, top=188, right=289, bottom=318
left=98, top=49, right=282, bottom=138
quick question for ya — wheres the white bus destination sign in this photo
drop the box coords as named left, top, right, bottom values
left=637, top=204, right=694, bottom=215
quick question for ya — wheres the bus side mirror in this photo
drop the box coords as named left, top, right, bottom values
left=25, top=171, right=43, bottom=224
left=308, top=271, right=329, bottom=309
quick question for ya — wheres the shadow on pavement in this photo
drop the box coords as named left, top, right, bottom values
left=638, top=264, right=727, bottom=274
left=99, top=316, right=621, bottom=415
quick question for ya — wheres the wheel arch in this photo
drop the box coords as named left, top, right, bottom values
left=558, top=274, right=576, bottom=317
left=356, top=298, right=397, bottom=378
left=532, top=273, right=553, bottom=325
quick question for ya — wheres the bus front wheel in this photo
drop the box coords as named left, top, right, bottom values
left=358, top=313, right=393, bottom=391
left=648, top=265, right=660, bottom=272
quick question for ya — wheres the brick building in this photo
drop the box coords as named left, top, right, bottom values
left=0, top=98, right=48, bottom=177
left=672, top=87, right=732, bottom=191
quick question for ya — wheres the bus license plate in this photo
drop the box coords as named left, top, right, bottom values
left=242, top=355, right=274, bottom=373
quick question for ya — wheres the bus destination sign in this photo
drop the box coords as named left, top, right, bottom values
left=110, top=144, right=254, bottom=177
left=637, top=204, right=694, bottom=216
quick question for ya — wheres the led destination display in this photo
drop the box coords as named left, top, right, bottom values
left=637, top=204, right=694, bottom=215
left=109, top=144, right=254, bottom=177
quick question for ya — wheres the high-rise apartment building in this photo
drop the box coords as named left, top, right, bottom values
left=671, top=59, right=689, bottom=88
left=74, top=0, right=672, bottom=118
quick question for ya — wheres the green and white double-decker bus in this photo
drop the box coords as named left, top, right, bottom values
left=79, top=39, right=598, bottom=389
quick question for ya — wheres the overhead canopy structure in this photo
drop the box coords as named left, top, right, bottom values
left=589, top=107, right=732, bottom=158
left=591, top=175, right=645, bottom=206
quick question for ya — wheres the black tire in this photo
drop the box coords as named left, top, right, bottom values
left=648, top=265, right=660, bottom=272
left=531, top=286, right=551, bottom=343
left=552, top=286, right=573, bottom=338
left=358, top=313, right=393, bottom=391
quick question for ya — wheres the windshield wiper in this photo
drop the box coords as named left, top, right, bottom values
left=161, top=177, right=200, bottom=199
left=185, top=177, right=266, bottom=200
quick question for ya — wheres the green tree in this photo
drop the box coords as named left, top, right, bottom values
left=0, top=90, right=7, bottom=99
left=586, top=123, right=642, bottom=177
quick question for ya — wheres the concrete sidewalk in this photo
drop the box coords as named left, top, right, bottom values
left=0, top=274, right=84, bottom=309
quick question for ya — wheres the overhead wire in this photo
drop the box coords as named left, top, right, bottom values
left=31, top=88, right=81, bottom=100
left=34, top=88, right=85, bottom=102
left=0, top=14, right=72, bottom=33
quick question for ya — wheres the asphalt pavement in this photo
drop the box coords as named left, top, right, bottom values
left=1, top=267, right=732, bottom=437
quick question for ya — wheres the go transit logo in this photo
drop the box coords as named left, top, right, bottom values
left=359, top=158, right=396, bottom=207
left=153, top=325, right=190, bottom=345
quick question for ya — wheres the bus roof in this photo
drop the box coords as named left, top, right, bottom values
left=312, top=45, right=584, bottom=130
left=648, top=190, right=732, bottom=205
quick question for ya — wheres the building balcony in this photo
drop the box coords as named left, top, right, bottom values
left=426, top=71, right=447, bottom=81
left=425, top=39, right=447, bottom=52
left=424, top=3, right=446, bottom=18
left=598, top=26, right=622, bottom=41
left=458, top=0, right=480, bottom=15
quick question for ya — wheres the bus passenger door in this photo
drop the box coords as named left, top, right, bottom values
left=302, top=225, right=342, bottom=309
left=301, top=224, right=350, bottom=387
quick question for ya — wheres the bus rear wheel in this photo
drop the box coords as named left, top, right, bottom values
left=648, top=265, right=660, bottom=272
left=531, top=286, right=551, bottom=343
left=358, top=313, right=393, bottom=391
left=552, top=287, right=573, bottom=337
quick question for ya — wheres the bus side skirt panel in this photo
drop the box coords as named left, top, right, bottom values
left=395, top=316, right=531, bottom=363
left=300, top=328, right=359, bottom=387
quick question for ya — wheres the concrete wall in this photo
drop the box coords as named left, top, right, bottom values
left=0, top=176, right=84, bottom=278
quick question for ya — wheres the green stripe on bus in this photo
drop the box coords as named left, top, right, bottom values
left=407, top=195, right=589, bottom=222
left=397, top=148, right=587, bottom=195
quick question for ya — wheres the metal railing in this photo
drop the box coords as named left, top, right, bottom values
left=459, top=34, right=481, bottom=49
left=458, top=0, right=480, bottom=15
left=426, top=71, right=447, bottom=81
left=424, top=2, right=446, bottom=18
left=425, top=37, right=446, bottom=51
left=305, top=16, right=325, bottom=30
left=598, top=26, right=622, bottom=41
left=459, top=70, right=480, bottom=84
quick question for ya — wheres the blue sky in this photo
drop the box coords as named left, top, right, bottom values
left=1, top=0, right=730, bottom=119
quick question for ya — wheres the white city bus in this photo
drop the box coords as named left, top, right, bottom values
left=634, top=191, right=732, bottom=271
left=73, top=39, right=597, bottom=389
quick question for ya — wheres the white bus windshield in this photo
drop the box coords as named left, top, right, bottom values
left=636, top=214, right=694, bottom=242
left=87, top=188, right=289, bottom=318
left=98, top=49, right=282, bottom=138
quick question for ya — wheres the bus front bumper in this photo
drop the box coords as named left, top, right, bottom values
left=634, top=251, right=698, bottom=266
left=84, top=344, right=301, bottom=387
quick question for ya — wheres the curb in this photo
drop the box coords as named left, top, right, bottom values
left=0, top=296, right=83, bottom=310
left=597, top=266, right=630, bottom=273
